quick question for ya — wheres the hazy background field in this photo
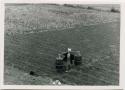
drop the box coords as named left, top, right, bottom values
left=4, top=4, right=120, bottom=85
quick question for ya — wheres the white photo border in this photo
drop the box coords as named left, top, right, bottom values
left=0, top=0, right=125, bottom=89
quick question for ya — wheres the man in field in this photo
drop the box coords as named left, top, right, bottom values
left=63, top=48, right=75, bottom=72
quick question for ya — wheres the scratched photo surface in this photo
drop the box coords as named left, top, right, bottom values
left=4, top=3, right=120, bottom=85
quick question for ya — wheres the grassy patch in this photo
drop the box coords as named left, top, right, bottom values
left=4, top=4, right=120, bottom=85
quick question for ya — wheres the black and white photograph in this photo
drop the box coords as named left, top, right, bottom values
left=4, top=3, right=120, bottom=85
left=0, top=89, right=123, bottom=90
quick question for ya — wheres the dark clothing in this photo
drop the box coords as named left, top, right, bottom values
left=63, top=52, right=75, bottom=64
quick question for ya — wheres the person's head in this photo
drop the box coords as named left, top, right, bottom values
left=68, top=48, right=71, bottom=53
left=57, top=54, right=61, bottom=58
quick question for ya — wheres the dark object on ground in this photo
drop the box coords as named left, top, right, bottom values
left=63, top=4, right=76, bottom=8
left=75, top=54, right=82, bottom=65
left=87, top=6, right=94, bottom=9
left=55, top=58, right=65, bottom=72
left=29, top=71, right=35, bottom=76
left=110, top=7, right=120, bottom=13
